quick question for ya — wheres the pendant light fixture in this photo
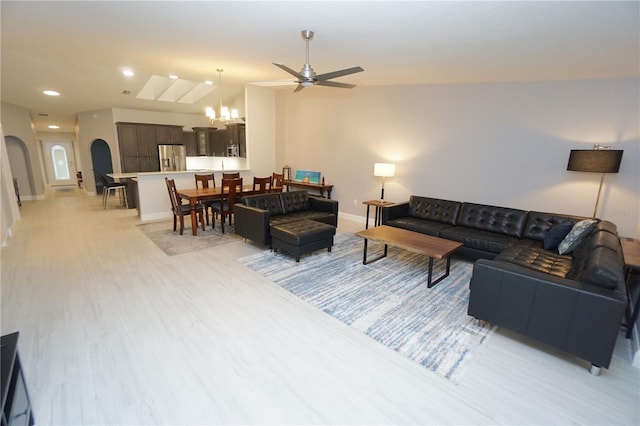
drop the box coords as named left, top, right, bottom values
left=205, top=69, right=238, bottom=124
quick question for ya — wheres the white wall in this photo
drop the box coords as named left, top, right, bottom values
left=0, top=124, right=21, bottom=246
left=76, top=109, right=119, bottom=194
left=245, top=85, right=277, bottom=177
left=0, top=102, right=46, bottom=197
left=275, top=77, right=640, bottom=238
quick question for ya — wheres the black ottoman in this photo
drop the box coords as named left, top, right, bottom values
left=271, top=219, right=337, bottom=262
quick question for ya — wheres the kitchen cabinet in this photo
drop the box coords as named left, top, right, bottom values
left=192, top=127, right=220, bottom=156
left=116, top=123, right=185, bottom=172
left=156, top=126, right=182, bottom=145
left=226, top=123, right=245, bottom=157
left=210, top=129, right=227, bottom=157
left=183, top=132, right=197, bottom=156
left=185, top=125, right=245, bottom=157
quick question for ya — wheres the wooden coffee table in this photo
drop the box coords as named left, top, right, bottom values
left=354, top=225, right=463, bottom=288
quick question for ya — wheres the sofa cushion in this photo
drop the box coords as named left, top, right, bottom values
left=385, top=217, right=453, bottom=237
left=523, top=211, right=585, bottom=241
left=543, top=221, right=574, bottom=250
left=495, top=246, right=573, bottom=278
left=558, top=219, right=597, bottom=255
left=269, top=210, right=336, bottom=227
left=280, top=191, right=310, bottom=213
left=439, top=226, right=520, bottom=254
left=457, top=203, right=528, bottom=238
left=408, top=196, right=461, bottom=225
left=242, top=193, right=284, bottom=215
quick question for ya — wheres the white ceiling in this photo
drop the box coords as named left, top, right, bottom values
left=2, top=1, right=638, bottom=133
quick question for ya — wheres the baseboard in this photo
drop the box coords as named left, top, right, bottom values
left=19, top=194, right=45, bottom=201
left=338, top=212, right=365, bottom=224
left=140, top=211, right=173, bottom=222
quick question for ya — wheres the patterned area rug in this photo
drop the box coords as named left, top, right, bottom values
left=240, top=232, right=495, bottom=384
left=137, top=220, right=241, bottom=256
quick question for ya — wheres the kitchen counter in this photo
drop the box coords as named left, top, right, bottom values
left=133, top=170, right=254, bottom=221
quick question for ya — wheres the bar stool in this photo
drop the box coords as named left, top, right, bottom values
left=100, top=175, right=128, bottom=209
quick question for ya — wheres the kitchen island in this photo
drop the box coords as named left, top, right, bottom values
left=130, top=169, right=253, bottom=221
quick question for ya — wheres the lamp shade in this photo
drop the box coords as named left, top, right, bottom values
left=567, top=150, right=623, bottom=173
left=373, top=163, right=396, bottom=177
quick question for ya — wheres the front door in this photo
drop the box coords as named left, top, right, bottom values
left=43, top=141, right=77, bottom=186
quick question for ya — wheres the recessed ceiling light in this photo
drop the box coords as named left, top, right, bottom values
left=43, top=90, right=60, bottom=96
left=169, top=74, right=178, bottom=80
left=48, top=125, right=60, bottom=129
left=122, top=69, right=134, bottom=77
left=205, top=80, right=213, bottom=85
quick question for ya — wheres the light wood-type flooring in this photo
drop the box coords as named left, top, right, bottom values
left=2, top=187, right=639, bottom=425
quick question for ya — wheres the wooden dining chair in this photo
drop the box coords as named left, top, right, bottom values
left=271, top=172, right=284, bottom=193
left=194, top=173, right=216, bottom=225
left=212, top=177, right=242, bottom=234
left=222, top=172, right=240, bottom=179
left=253, top=176, right=272, bottom=194
left=165, top=178, right=205, bottom=235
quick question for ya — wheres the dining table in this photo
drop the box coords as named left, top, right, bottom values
left=177, top=184, right=260, bottom=236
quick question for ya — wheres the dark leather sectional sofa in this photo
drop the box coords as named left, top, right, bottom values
left=383, top=196, right=627, bottom=373
left=234, top=190, right=338, bottom=246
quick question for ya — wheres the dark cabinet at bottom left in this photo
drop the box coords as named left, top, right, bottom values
left=1, top=332, right=34, bottom=426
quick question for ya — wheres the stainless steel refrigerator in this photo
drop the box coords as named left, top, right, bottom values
left=158, top=144, right=186, bottom=172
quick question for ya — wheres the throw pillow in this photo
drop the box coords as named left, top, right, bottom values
left=558, top=219, right=597, bottom=255
left=543, top=221, right=574, bottom=250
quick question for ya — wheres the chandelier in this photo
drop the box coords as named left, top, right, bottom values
left=205, top=69, right=239, bottom=124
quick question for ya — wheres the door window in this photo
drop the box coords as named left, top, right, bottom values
left=51, top=145, right=70, bottom=180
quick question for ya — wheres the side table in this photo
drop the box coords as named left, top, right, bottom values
left=362, top=200, right=395, bottom=229
left=621, top=237, right=640, bottom=338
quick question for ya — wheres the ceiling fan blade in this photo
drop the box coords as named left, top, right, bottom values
left=293, top=84, right=306, bottom=93
left=273, top=62, right=304, bottom=79
left=315, top=80, right=356, bottom=89
left=314, top=66, right=364, bottom=81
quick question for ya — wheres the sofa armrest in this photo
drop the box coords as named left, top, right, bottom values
left=234, top=204, right=271, bottom=246
left=382, top=202, right=410, bottom=223
left=468, top=259, right=626, bottom=368
left=308, top=196, right=339, bottom=215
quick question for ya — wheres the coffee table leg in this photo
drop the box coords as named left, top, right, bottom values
left=362, top=239, right=388, bottom=265
left=427, top=256, right=452, bottom=288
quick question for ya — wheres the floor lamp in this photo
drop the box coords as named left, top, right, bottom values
left=567, top=147, right=623, bottom=218
left=374, top=163, right=395, bottom=201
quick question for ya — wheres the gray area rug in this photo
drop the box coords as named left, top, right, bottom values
left=240, top=232, right=495, bottom=384
left=137, top=220, right=241, bottom=256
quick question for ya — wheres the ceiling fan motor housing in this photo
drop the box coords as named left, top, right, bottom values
left=300, top=63, right=316, bottom=79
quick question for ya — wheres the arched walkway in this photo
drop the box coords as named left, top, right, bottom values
left=5, top=135, right=35, bottom=199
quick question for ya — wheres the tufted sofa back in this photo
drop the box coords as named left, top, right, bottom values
left=457, top=202, right=528, bottom=238
left=408, top=196, right=461, bottom=225
left=242, top=193, right=284, bottom=215
left=522, top=211, right=588, bottom=241
left=242, top=190, right=311, bottom=215
left=280, top=191, right=310, bottom=213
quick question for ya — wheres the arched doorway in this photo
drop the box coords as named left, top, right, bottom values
left=90, top=139, right=113, bottom=194
left=5, top=136, right=35, bottom=199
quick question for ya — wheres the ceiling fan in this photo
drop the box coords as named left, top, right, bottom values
left=273, top=30, right=364, bottom=93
